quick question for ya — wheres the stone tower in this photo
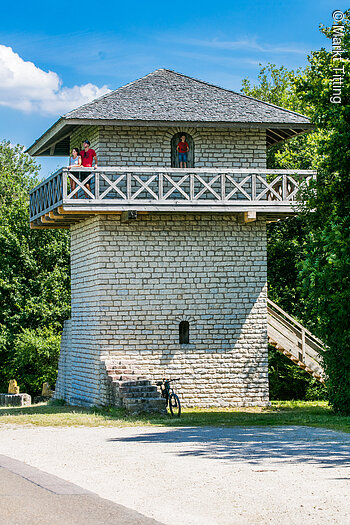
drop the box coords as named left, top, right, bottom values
left=28, top=69, right=313, bottom=408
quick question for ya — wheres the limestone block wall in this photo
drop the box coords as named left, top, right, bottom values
left=65, top=217, right=109, bottom=406
left=70, top=126, right=100, bottom=156
left=54, top=319, right=72, bottom=401
left=70, top=125, right=266, bottom=170
left=57, top=213, right=269, bottom=408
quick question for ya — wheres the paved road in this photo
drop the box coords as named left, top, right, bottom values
left=0, top=455, right=161, bottom=525
left=0, top=425, right=349, bottom=524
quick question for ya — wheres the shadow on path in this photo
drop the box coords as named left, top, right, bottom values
left=107, top=426, right=350, bottom=470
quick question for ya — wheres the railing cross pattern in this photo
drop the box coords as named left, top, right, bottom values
left=99, top=173, right=127, bottom=200
left=131, top=174, right=159, bottom=200
left=162, top=173, right=190, bottom=200
left=67, top=173, right=95, bottom=200
left=225, top=175, right=252, bottom=201
left=284, top=176, right=299, bottom=201
left=194, top=174, right=221, bottom=200
left=256, top=175, right=283, bottom=201
left=48, top=180, right=55, bottom=207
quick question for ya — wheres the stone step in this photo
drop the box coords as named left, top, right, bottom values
left=119, top=385, right=157, bottom=393
left=123, top=398, right=166, bottom=412
left=104, top=361, right=165, bottom=414
left=119, top=380, right=152, bottom=387
left=107, top=369, right=135, bottom=376
left=119, top=381, right=158, bottom=393
left=121, top=390, right=160, bottom=399
left=109, top=375, right=146, bottom=382
left=106, top=365, right=145, bottom=375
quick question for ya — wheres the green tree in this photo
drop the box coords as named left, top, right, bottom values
left=241, top=64, right=324, bottom=318
left=0, top=141, right=70, bottom=396
left=241, top=63, right=326, bottom=171
left=296, top=11, right=350, bottom=414
left=241, top=64, right=327, bottom=400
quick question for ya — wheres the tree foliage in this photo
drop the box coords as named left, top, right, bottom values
left=241, top=64, right=327, bottom=399
left=242, top=12, right=350, bottom=413
left=0, top=141, right=71, bottom=396
left=296, top=12, right=350, bottom=414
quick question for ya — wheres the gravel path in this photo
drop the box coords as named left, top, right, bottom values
left=0, top=425, right=349, bottom=525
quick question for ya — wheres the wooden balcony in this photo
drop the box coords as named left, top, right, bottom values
left=29, top=167, right=316, bottom=228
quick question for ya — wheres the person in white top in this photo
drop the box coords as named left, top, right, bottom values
left=68, top=147, right=82, bottom=199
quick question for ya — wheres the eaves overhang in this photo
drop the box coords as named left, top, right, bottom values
left=26, top=117, right=314, bottom=157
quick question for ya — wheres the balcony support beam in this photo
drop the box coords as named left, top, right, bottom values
left=243, top=210, right=257, bottom=223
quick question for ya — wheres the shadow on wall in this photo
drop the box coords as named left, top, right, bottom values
left=106, top=426, right=350, bottom=470
left=103, top=215, right=268, bottom=369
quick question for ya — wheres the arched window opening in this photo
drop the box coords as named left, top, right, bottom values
left=171, top=133, right=194, bottom=168
left=179, top=321, right=190, bottom=344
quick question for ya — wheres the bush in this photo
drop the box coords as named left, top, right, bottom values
left=10, top=327, right=60, bottom=397
left=268, top=345, right=327, bottom=401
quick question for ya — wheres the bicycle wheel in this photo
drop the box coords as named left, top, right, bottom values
left=169, top=393, right=181, bottom=417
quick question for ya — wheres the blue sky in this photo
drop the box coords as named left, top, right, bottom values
left=0, top=0, right=345, bottom=178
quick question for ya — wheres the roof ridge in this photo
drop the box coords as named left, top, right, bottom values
left=64, top=68, right=309, bottom=122
left=159, top=69, right=309, bottom=120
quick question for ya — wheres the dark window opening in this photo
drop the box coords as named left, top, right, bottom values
left=179, top=321, right=190, bottom=344
left=171, top=133, right=195, bottom=168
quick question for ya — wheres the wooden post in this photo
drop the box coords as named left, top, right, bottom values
left=95, top=171, right=100, bottom=199
left=221, top=173, right=225, bottom=201
left=251, top=173, right=256, bottom=201
left=62, top=169, right=68, bottom=200
left=158, top=172, right=163, bottom=200
left=190, top=172, right=195, bottom=200
left=301, top=328, right=306, bottom=363
left=127, top=172, right=132, bottom=200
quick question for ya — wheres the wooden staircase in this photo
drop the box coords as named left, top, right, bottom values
left=267, top=299, right=325, bottom=383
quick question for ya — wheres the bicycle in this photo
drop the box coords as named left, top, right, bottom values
left=156, top=378, right=181, bottom=417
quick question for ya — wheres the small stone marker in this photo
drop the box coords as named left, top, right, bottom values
left=8, top=380, right=19, bottom=394
left=0, top=379, right=31, bottom=407
left=33, top=382, right=55, bottom=404
left=41, top=382, right=53, bottom=397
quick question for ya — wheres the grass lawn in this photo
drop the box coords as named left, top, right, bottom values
left=0, top=400, right=349, bottom=433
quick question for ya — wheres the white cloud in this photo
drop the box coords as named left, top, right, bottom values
left=0, top=45, right=111, bottom=115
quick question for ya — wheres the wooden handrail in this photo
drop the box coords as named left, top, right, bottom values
left=267, top=298, right=325, bottom=381
left=267, top=299, right=324, bottom=347
left=66, top=167, right=316, bottom=175
left=29, top=167, right=64, bottom=195
left=29, top=167, right=316, bottom=222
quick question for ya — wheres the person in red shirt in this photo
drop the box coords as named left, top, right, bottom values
left=176, top=135, right=189, bottom=168
left=79, top=140, right=98, bottom=196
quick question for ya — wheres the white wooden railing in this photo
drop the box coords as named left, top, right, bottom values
left=267, top=299, right=325, bottom=382
left=29, top=167, right=316, bottom=221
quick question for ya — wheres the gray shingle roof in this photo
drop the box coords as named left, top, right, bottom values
left=27, top=69, right=313, bottom=156
left=64, top=69, right=310, bottom=125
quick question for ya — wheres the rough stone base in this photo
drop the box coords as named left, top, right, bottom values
left=0, top=393, right=31, bottom=407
